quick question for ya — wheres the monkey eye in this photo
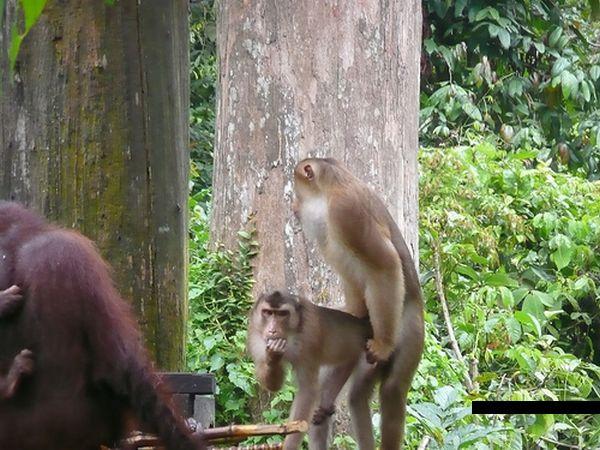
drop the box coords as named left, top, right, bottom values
left=277, top=310, right=290, bottom=318
left=262, top=310, right=273, bottom=317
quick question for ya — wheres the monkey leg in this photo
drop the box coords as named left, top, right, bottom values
left=348, top=358, right=378, bottom=450
left=0, top=349, right=35, bottom=399
left=379, top=343, right=420, bottom=450
left=341, top=277, right=368, bottom=318
left=308, top=363, right=355, bottom=450
left=283, top=369, right=319, bottom=450
left=364, top=272, right=403, bottom=362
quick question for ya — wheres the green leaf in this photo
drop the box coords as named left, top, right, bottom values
left=530, top=290, right=556, bottom=308
left=529, top=414, right=554, bottom=439
left=498, top=29, right=511, bottom=49
left=590, top=65, right=600, bottom=81
left=591, top=0, right=600, bottom=20
left=20, top=0, right=48, bottom=34
left=582, top=81, right=591, bottom=102
left=561, top=71, right=578, bottom=99
left=551, top=58, right=570, bottom=77
left=483, top=273, right=519, bottom=288
left=499, top=286, right=514, bottom=308
left=550, top=236, right=574, bottom=270
left=533, top=41, right=545, bottom=54
left=454, top=0, right=468, bottom=16
left=548, top=27, right=563, bottom=47
left=522, top=293, right=546, bottom=321
left=8, top=24, right=23, bottom=71
left=505, top=317, right=522, bottom=343
left=515, top=311, right=542, bottom=337
left=461, top=102, right=482, bottom=121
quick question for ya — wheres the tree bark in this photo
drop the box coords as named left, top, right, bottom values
left=0, top=0, right=190, bottom=370
left=213, top=0, right=422, bottom=305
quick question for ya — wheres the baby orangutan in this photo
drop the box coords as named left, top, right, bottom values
left=247, top=291, right=371, bottom=450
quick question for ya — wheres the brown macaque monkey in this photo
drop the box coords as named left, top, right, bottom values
left=247, top=291, right=372, bottom=450
left=293, top=158, right=424, bottom=450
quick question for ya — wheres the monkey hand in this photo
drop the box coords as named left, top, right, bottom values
left=266, top=338, right=287, bottom=362
left=365, top=339, right=393, bottom=364
left=14, top=349, right=35, bottom=376
left=312, top=406, right=335, bottom=425
left=0, top=285, right=24, bottom=318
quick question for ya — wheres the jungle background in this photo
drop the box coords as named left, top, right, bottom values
left=186, top=1, right=600, bottom=448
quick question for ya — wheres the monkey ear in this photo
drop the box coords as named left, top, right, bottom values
left=303, top=164, right=314, bottom=180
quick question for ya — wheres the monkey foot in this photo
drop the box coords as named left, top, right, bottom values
left=312, top=406, right=335, bottom=425
left=366, top=339, right=393, bottom=364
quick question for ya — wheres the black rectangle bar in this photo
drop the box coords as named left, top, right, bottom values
left=472, top=401, right=600, bottom=414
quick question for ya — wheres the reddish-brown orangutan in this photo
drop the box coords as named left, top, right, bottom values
left=0, top=201, right=205, bottom=450
left=293, top=158, right=424, bottom=450
left=247, top=291, right=372, bottom=450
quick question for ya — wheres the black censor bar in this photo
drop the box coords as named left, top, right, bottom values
left=472, top=401, right=600, bottom=414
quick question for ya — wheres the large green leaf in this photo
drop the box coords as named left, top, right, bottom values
left=498, top=28, right=511, bottom=49
left=20, top=0, right=47, bottom=33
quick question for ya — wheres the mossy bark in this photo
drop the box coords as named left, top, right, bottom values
left=0, top=0, right=190, bottom=370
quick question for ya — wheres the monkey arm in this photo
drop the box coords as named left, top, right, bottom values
left=0, top=349, right=34, bottom=400
left=0, top=285, right=24, bottom=319
left=255, top=353, right=286, bottom=392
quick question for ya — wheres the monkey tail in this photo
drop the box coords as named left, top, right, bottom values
left=124, top=357, right=206, bottom=450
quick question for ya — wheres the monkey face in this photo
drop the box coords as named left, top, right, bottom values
left=254, top=291, right=302, bottom=341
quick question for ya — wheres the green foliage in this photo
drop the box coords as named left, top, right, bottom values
left=5, top=0, right=48, bottom=70
left=189, top=1, right=217, bottom=193
left=422, top=0, right=600, bottom=179
left=415, top=143, right=600, bottom=447
left=186, top=189, right=259, bottom=424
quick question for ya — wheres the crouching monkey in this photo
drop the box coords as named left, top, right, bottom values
left=294, top=157, right=424, bottom=450
left=247, top=291, right=371, bottom=450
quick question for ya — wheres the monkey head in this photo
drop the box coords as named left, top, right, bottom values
left=0, top=202, right=46, bottom=239
left=293, top=157, right=342, bottom=201
left=253, top=291, right=302, bottom=341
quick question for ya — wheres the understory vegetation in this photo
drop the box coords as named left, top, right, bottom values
left=187, top=0, right=600, bottom=448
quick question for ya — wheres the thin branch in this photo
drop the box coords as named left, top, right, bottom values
left=417, top=435, right=432, bottom=450
left=540, top=436, right=581, bottom=449
left=432, top=241, right=474, bottom=392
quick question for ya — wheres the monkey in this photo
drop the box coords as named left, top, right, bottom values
left=0, top=201, right=205, bottom=450
left=247, top=290, right=372, bottom=450
left=293, top=157, right=424, bottom=450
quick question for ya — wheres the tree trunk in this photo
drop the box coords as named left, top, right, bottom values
left=212, top=0, right=421, bottom=305
left=0, top=0, right=190, bottom=370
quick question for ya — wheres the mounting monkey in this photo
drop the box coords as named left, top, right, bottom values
left=247, top=291, right=371, bottom=450
left=293, top=157, right=424, bottom=450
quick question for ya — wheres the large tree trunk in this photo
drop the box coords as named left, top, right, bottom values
left=0, top=0, right=190, bottom=370
left=212, top=0, right=422, bottom=305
